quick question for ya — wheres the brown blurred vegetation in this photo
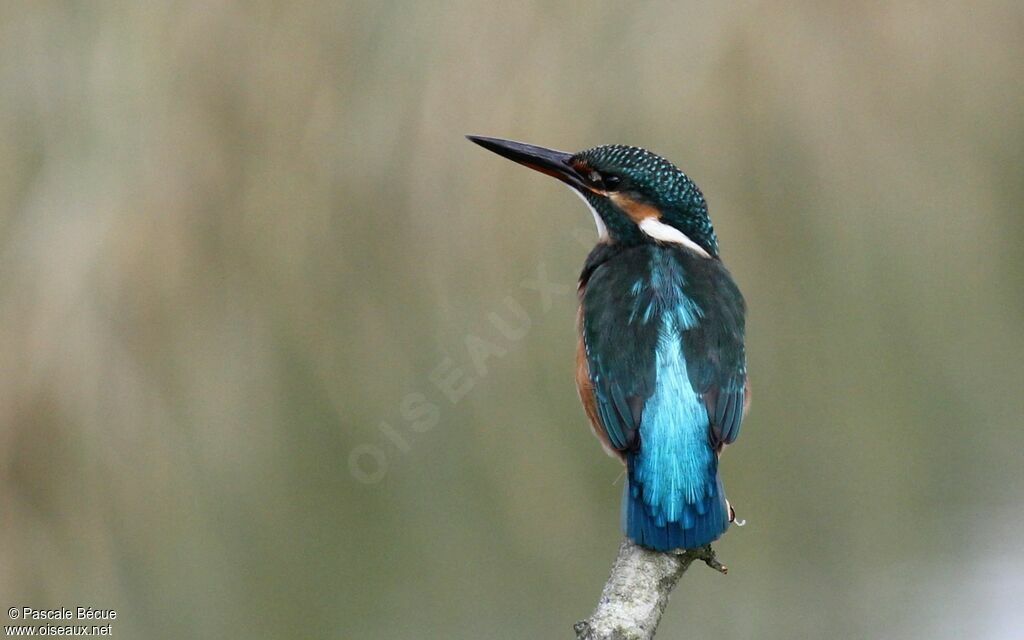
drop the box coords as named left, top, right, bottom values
left=1, top=2, right=1022, bottom=638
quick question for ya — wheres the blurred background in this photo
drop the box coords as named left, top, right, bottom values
left=1, top=2, right=1022, bottom=638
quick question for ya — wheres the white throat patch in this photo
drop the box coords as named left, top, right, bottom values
left=638, top=218, right=711, bottom=258
left=570, top=188, right=609, bottom=240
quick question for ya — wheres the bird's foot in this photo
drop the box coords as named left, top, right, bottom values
left=728, top=503, right=746, bottom=527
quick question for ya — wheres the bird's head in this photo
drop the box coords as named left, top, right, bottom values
left=467, top=135, right=718, bottom=258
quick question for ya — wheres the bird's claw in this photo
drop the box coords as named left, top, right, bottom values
left=728, top=503, right=746, bottom=527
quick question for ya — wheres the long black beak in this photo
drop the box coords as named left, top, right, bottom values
left=466, top=135, right=586, bottom=190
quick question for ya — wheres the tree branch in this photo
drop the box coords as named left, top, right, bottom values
left=574, top=539, right=727, bottom=640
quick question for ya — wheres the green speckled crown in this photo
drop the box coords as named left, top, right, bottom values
left=574, top=145, right=719, bottom=255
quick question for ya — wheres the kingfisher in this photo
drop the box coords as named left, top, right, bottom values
left=468, top=135, right=750, bottom=551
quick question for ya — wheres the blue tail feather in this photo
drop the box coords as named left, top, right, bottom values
left=623, top=458, right=729, bottom=551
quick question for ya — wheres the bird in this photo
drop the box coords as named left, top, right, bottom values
left=467, top=135, right=749, bottom=551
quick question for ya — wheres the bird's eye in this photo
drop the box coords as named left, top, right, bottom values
left=586, top=170, right=621, bottom=192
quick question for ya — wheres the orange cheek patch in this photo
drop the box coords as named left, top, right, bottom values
left=608, top=193, right=662, bottom=224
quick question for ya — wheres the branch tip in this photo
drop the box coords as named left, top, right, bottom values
left=575, top=540, right=730, bottom=639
